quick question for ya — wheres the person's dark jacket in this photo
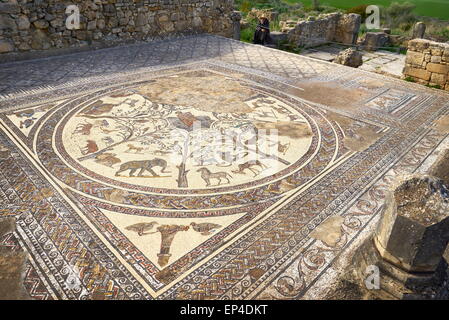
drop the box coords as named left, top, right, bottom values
left=253, top=19, right=271, bottom=45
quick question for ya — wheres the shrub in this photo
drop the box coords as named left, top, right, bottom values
left=321, top=5, right=342, bottom=14
left=382, top=2, right=417, bottom=29
left=239, top=0, right=252, bottom=13
left=426, top=84, right=441, bottom=89
left=240, top=27, right=254, bottom=43
left=398, top=22, right=413, bottom=32
left=425, top=23, right=449, bottom=42
left=346, top=4, right=369, bottom=22
left=240, top=19, right=258, bottom=43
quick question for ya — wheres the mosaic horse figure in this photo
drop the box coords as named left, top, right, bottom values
left=197, top=167, right=232, bottom=187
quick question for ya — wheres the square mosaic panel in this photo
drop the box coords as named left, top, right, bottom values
left=0, top=36, right=448, bottom=300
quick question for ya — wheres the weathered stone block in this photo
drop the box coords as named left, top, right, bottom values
left=404, top=66, right=431, bottom=81
left=119, top=18, right=129, bottom=26
left=230, top=11, right=241, bottom=41
left=334, top=48, right=363, bottom=68
left=375, top=176, right=449, bottom=273
left=0, top=14, right=17, bottom=31
left=87, top=20, right=97, bottom=30
left=353, top=175, right=449, bottom=299
left=405, top=51, right=424, bottom=66
left=431, top=56, right=442, bottom=63
left=270, top=31, right=288, bottom=45
left=334, top=13, right=361, bottom=45
left=412, top=22, right=426, bottom=39
left=0, top=40, right=14, bottom=53
left=17, top=42, right=30, bottom=51
left=246, top=8, right=278, bottom=22
left=426, top=63, right=449, bottom=74
left=0, top=218, right=32, bottom=300
left=158, top=14, right=169, bottom=23
left=408, top=39, right=430, bottom=52
left=444, top=49, right=449, bottom=58
left=0, top=3, right=20, bottom=15
left=430, top=47, right=444, bottom=56
left=430, top=73, right=447, bottom=86
left=136, top=13, right=148, bottom=27
left=428, top=149, right=449, bottom=186
left=31, top=29, right=51, bottom=50
left=363, top=32, right=389, bottom=51
left=33, top=19, right=49, bottom=29
left=160, top=21, right=174, bottom=32
left=175, top=20, right=188, bottom=32
left=17, top=15, right=30, bottom=30
left=97, top=19, right=106, bottom=30
left=49, top=18, right=63, bottom=28
left=354, top=235, right=448, bottom=300
left=107, top=17, right=118, bottom=28
left=92, top=32, right=103, bottom=41
left=192, top=16, right=202, bottom=28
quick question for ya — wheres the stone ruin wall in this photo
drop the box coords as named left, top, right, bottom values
left=403, top=39, right=449, bottom=91
left=282, top=13, right=361, bottom=48
left=0, top=0, right=235, bottom=55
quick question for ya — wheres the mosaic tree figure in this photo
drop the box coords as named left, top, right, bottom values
left=169, top=120, right=218, bottom=188
left=125, top=221, right=223, bottom=267
left=72, top=94, right=292, bottom=188
left=156, top=224, right=190, bottom=267
left=76, top=97, right=179, bottom=162
left=211, top=112, right=291, bottom=166
left=168, top=112, right=292, bottom=187
left=125, top=222, right=190, bottom=267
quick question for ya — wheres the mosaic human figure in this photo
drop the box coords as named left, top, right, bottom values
left=156, top=225, right=190, bottom=267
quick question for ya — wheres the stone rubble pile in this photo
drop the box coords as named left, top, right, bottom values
left=334, top=48, right=363, bottom=68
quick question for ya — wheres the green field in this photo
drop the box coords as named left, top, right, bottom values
left=283, top=0, right=449, bottom=20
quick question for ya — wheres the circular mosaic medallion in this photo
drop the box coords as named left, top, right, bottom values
left=37, top=70, right=340, bottom=212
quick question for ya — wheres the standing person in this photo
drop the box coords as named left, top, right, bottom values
left=253, top=15, right=271, bottom=45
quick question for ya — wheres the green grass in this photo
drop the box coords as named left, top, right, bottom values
left=282, top=0, right=449, bottom=20
left=380, top=45, right=408, bottom=54
left=241, top=27, right=255, bottom=43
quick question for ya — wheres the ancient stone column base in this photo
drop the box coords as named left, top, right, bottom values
left=353, top=237, right=449, bottom=300
left=230, top=11, right=242, bottom=41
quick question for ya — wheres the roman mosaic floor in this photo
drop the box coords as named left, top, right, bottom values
left=0, top=35, right=448, bottom=300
